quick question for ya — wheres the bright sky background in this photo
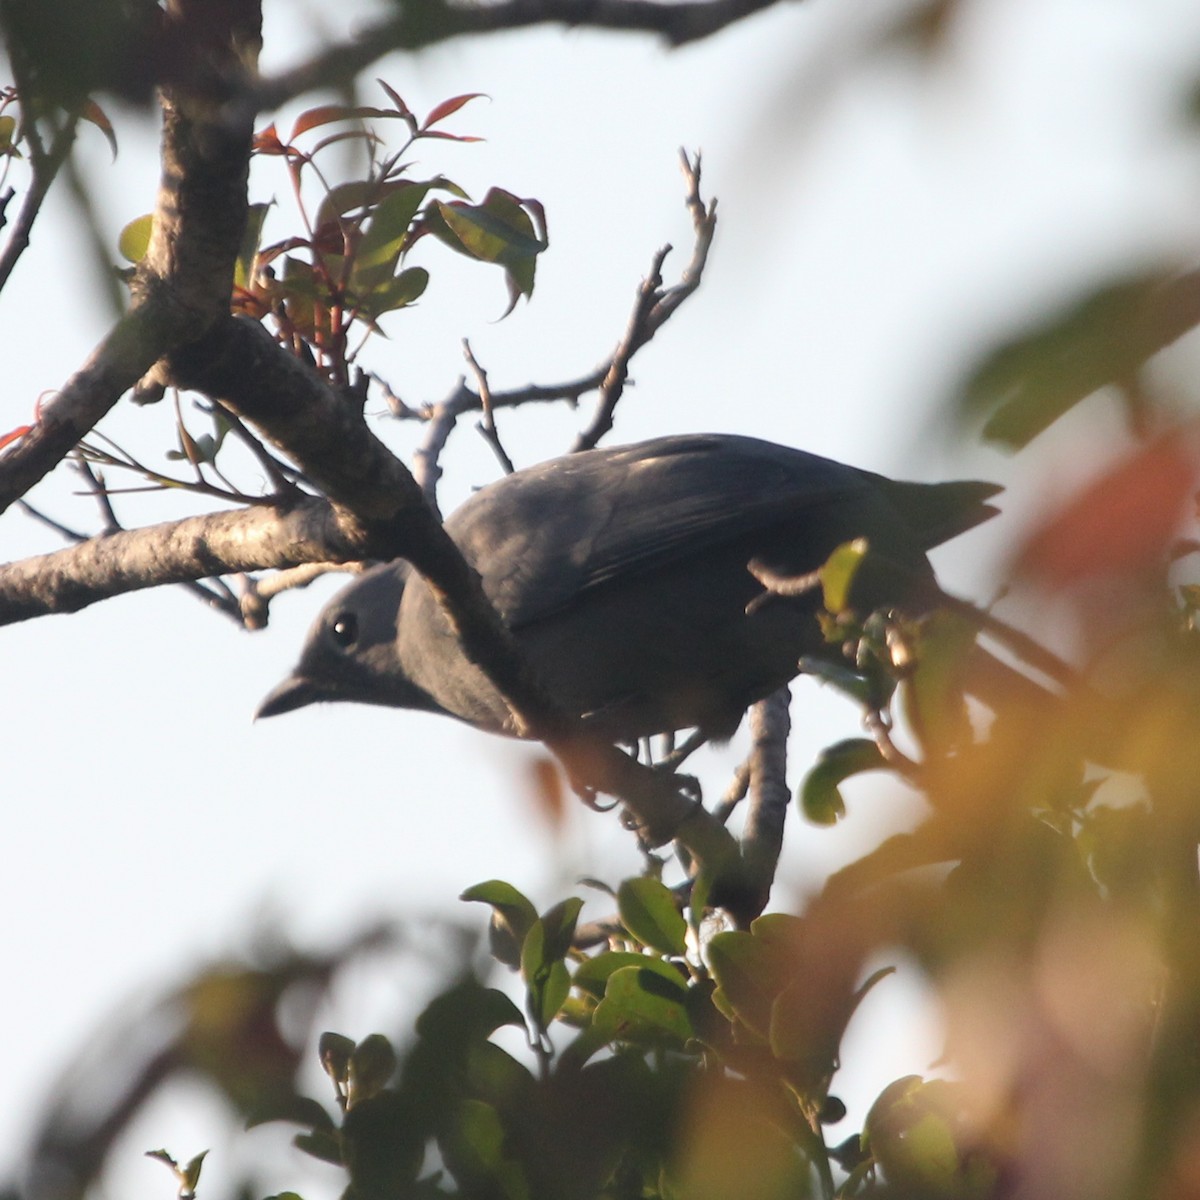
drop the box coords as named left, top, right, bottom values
left=5, top=0, right=1200, bottom=1194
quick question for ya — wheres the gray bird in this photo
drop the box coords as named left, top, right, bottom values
left=257, top=434, right=999, bottom=741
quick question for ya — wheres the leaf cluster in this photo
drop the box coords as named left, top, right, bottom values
left=118, top=84, right=547, bottom=389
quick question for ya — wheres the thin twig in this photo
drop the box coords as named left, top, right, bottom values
left=198, top=400, right=301, bottom=496
left=396, top=152, right=718, bottom=490
left=712, top=760, right=753, bottom=825
left=0, top=90, right=80, bottom=294
left=74, top=460, right=120, bottom=534
left=463, top=339, right=515, bottom=474
left=940, top=590, right=1078, bottom=691
left=573, top=150, right=717, bottom=452
left=746, top=558, right=823, bottom=613
left=863, top=706, right=920, bottom=777
left=237, top=561, right=367, bottom=629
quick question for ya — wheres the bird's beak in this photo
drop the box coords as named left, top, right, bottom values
left=255, top=674, right=322, bottom=720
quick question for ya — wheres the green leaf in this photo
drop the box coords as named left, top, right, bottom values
left=234, top=202, right=272, bottom=291
left=706, top=930, right=783, bottom=1039
left=429, top=188, right=548, bottom=314
left=443, top=1099, right=531, bottom=1200
left=245, top=1093, right=335, bottom=1132
left=820, top=538, right=870, bottom=614
left=534, top=897, right=585, bottom=964
left=799, top=738, right=886, bottom=825
left=352, top=185, right=435, bottom=288
left=900, top=609, right=980, bottom=754
left=573, top=951, right=687, bottom=1000
left=414, top=982, right=526, bottom=1045
left=0, top=115, right=16, bottom=153
left=796, top=655, right=874, bottom=705
left=357, top=266, right=429, bottom=320
left=316, top=178, right=464, bottom=233
left=617, top=877, right=687, bottom=955
left=347, top=1034, right=397, bottom=1108
left=464, top=1040, right=538, bottom=1107
left=118, top=213, right=153, bottom=264
left=863, top=1076, right=995, bottom=1198
left=521, top=897, right=583, bottom=1029
left=770, top=965, right=894, bottom=1075
left=462, top=879, right=538, bottom=969
left=341, top=1090, right=424, bottom=1191
left=531, top=958, right=571, bottom=1030
left=592, top=965, right=692, bottom=1045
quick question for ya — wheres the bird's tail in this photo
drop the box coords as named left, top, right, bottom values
left=880, top=478, right=1003, bottom=549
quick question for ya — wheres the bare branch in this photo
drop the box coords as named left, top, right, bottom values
left=463, top=339, right=515, bottom=474
left=574, top=151, right=717, bottom=449
left=236, top=560, right=367, bottom=629
left=0, top=496, right=368, bottom=623
left=738, top=688, right=792, bottom=922
left=395, top=152, right=718, bottom=481
left=75, top=460, right=120, bottom=534
left=0, top=112, right=79, bottom=293
left=23, top=469, right=246, bottom=621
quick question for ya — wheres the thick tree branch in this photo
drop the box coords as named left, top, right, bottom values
left=0, top=496, right=364, bottom=622
left=0, top=1, right=259, bottom=514
left=254, top=0, right=790, bottom=110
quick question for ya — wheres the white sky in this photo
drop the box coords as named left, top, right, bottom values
left=4, top=0, right=1200, bottom=1193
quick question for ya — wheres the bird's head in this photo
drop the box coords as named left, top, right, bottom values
left=255, top=561, right=445, bottom=719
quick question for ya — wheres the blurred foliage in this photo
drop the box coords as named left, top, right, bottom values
left=8, top=2, right=1200, bottom=1200
left=19, top=467, right=1200, bottom=1197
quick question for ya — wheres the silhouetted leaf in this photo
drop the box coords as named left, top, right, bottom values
left=960, top=272, right=1171, bottom=449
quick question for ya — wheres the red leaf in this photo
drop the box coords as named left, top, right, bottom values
left=0, top=423, right=32, bottom=451
left=416, top=130, right=485, bottom=144
left=80, top=98, right=118, bottom=160
left=290, top=105, right=396, bottom=141
left=252, top=124, right=287, bottom=155
left=376, top=80, right=413, bottom=118
left=421, top=92, right=487, bottom=130
left=1016, top=429, right=1199, bottom=586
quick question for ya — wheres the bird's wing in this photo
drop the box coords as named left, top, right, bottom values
left=445, top=434, right=879, bottom=628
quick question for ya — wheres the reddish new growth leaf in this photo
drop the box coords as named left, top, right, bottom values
left=251, top=124, right=287, bottom=156
left=1015, top=428, right=1199, bottom=586
left=290, top=104, right=396, bottom=141
left=422, top=93, right=487, bottom=131
left=80, top=99, right=118, bottom=160
left=0, top=423, right=33, bottom=451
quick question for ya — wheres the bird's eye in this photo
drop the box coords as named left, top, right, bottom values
left=330, top=612, right=358, bottom=648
